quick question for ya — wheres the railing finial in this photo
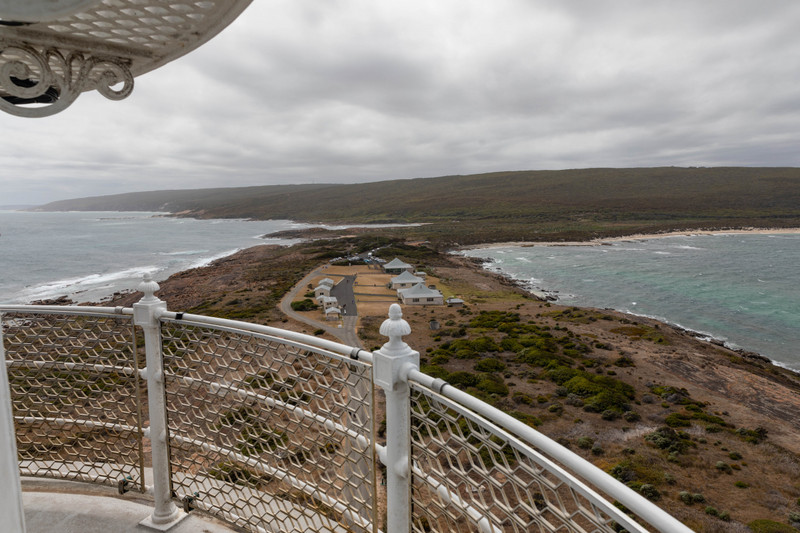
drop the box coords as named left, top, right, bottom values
left=379, top=303, right=411, bottom=353
left=137, top=273, right=161, bottom=303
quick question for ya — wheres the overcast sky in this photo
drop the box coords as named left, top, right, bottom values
left=2, top=1, right=800, bottom=205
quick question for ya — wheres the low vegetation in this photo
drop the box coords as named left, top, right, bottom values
left=38, top=167, right=800, bottom=247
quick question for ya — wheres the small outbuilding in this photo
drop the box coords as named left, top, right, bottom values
left=319, top=296, right=339, bottom=310
left=382, top=258, right=414, bottom=275
left=446, top=297, right=465, bottom=307
left=398, top=283, right=444, bottom=306
left=325, top=307, right=342, bottom=321
left=390, top=270, right=424, bottom=290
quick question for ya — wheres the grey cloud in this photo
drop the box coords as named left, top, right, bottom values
left=2, top=1, right=800, bottom=205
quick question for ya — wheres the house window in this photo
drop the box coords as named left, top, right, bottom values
left=427, top=298, right=434, bottom=302
left=413, top=298, right=419, bottom=302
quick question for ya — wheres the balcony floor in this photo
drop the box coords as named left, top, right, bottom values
left=22, top=479, right=238, bottom=533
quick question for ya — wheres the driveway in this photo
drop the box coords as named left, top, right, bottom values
left=279, top=267, right=363, bottom=348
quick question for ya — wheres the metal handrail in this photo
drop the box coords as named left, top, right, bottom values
left=407, top=368, right=693, bottom=532
left=158, top=310, right=374, bottom=364
left=1, top=298, right=694, bottom=533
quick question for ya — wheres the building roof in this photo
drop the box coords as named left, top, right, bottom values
left=391, top=271, right=424, bottom=284
left=320, top=296, right=338, bottom=304
left=325, top=307, right=341, bottom=315
left=316, top=278, right=335, bottom=288
left=383, top=258, right=412, bottom=269
left=399, top=283, right=443, bottom=299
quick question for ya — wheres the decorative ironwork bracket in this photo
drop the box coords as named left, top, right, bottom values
left=0, top=40, right=133, bottom=118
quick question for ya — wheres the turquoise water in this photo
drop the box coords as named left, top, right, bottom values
left=460, top=233, right=800, bottom=371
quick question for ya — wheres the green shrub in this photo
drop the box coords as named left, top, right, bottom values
left=430, top=353, right=450, bottom=365
left=747, top=520, right=799, bottom=533
left=475, top=374, right=509, bottom=396
left=448, top=371, right=480, bottom=388
left=291, top=298, right=318, bottom=311
left=644, top=427, right=693, bottom=456
left=728, top=451, right=743, bottom=460
left=474, top=358, right=506, bottom=372
left=734, top=481, right=750, bottom=489
left=613, top=355, right=635, bottom=366
left=471, top=336, right=501, bottom=353
left=679, top=491, right=692, bottom=505
left=512, top=391, right=534, bottom=405
left=545, top=365, right=580, bottom=385
left=609, top=457, right=664, bottom=486
left=639, top=484, right=660, bottom=501
left=577, top=437, right=594, bottom=449
left=737, top=427, right=769, bottom=444
left=623, top=411, right=641, bottom=422
left=664, top=412, right=692, bottom=428
left=421, top=364, right=449, bottom=380
left=510, top=411, right=541, bottom=427
left=715, top=461, right=733, bottom=474
left=591, top=444, right=604, bottom=456
left=601, top=409, right=620, bottom=421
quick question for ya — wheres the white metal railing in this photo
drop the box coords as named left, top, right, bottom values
left=0, top=275, right=693, bottom=533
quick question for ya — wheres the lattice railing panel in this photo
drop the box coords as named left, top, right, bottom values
left=42, top=1, right=234, bottom=50
left=160, top=319, right=376, bottom=533
left=2, top=311, right=145, bottom=491
left=409, top=383, right=632, bottom=533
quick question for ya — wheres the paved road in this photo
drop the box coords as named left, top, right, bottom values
left=330, top=275, right=357, bottom=317
left=279, top=267, right=363, bottom=348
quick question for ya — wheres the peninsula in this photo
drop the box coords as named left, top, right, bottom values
left=41, top=167, right=800, bottom=532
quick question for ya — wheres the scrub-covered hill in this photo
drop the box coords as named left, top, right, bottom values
left=35, top=167, right=800, bottom=245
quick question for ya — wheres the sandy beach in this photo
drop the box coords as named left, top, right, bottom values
left=457, top=227, right=800, bottom=249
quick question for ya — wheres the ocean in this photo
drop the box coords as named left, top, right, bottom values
left=0, top=211, right=354, bottom=305
left=459, top=233, right=800, bottom=372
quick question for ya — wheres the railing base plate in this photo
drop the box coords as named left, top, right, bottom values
left=139, top=509, right=188, bottom=531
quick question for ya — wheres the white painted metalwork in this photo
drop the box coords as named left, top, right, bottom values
left=0, top=312, right=26, bottom=533
left=133, top=274, right=186, bottom=530
left=0, top=1, right=101, bottom=22
left=0, top=0, right=253, bottom=117
left=372, top=304, right=419, bottom=533
left=0, top=278, right=695, bottom=533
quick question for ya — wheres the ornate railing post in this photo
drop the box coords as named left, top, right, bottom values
left=373, top=304, right=419, bottom=533
left=133, top=275, right=185, bottom=530
left=0, top=314, right=26, bottom=533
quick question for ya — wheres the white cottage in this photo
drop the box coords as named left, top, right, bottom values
left=382, top=258, right=414, bottom=275
left=398, top=283, right=444, bottom=306
left=314, top=278, right=335, bottom=300
left=390, top=270, right=424, bottom=290
left=325, top=307, right=342, bottom=321
left=319, top=296, right=339, bottom=310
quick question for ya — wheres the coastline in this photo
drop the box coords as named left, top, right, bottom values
left=7, top=232, right=800, bottom=528
left=454, top=233, right=800, bottom=375
left=8, top=219, right=798, bottom=374
left=477, top=260, right=792, bottom=370
left=456, top=227, right=800, bottom=249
